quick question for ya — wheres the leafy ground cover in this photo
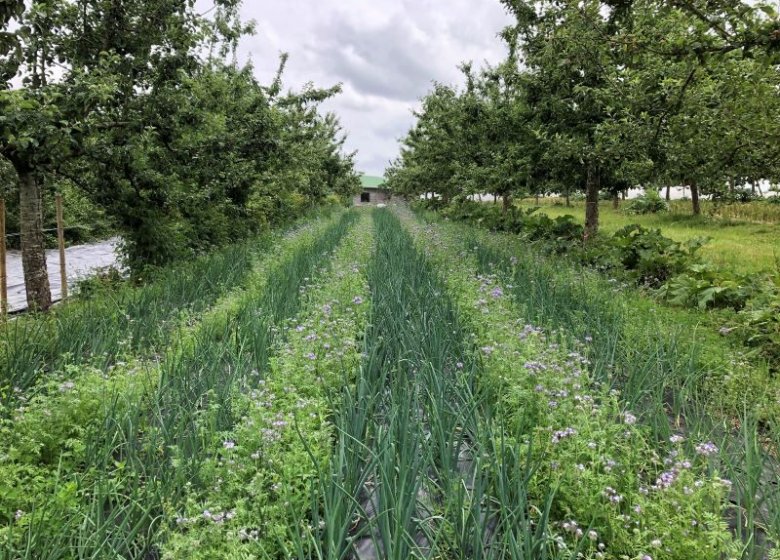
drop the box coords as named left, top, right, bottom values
left=515, top=199, right=779, bottom=274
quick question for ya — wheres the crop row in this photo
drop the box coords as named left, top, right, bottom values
left=163, top=210, right=374, bottom=558
left=410, top=207, right=780, bottom=558
left=1, top=204, right=772, bottom=559
left=398, top=206, right=740, bottom=559
left=0, top=207, right=343, bottom=400
left=0, top=210, right=358, bottom=558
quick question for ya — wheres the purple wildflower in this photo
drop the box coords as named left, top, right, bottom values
left=695, top=442, right=718, bottom=456
left=551, top=427, right=577, bottom=444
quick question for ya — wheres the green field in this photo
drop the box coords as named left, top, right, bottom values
left=515, top=199, right=780, bottom=273
left=1, top=205, right=777, bottom=559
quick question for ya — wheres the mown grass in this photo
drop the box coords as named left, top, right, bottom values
left=513, top=199, right=780, bottom=273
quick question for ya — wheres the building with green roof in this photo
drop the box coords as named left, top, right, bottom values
left=355, top=175, right=390, bottom=205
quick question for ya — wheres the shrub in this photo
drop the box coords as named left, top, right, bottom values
left=609, top=225, right=708, bottom=286
left=736, top=280, right=780, bottom=364
left=437, top=200, right=584, bottom=247
left=658, top=264, right=762, bottom=310
left=714, top=188, right=761, bottom=204
left=625, top=190, right=669, bottom=215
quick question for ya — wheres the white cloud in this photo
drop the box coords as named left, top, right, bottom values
left=201, top=0, right=513, bottom=175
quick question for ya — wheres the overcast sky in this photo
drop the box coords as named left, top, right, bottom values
left=209, top=1, right=513, bottom=176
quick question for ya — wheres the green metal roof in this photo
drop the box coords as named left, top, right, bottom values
left=360, top=175, right=386, bottom=189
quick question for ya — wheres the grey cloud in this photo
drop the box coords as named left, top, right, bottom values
left=223, top=0, right=513, bottom=174
left=313, top=15, right=441, bottom=102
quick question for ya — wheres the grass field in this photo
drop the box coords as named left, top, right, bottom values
left=515, top=199, right=780, bottom=273
left=0, top=205, right=776, bottom=559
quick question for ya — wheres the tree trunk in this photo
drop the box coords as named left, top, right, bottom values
left=565, top=191, right=571, bottom=207
left=665, top=185, right=671, bottom=201
left=612, top=192, right=619, bottom=209
left=584, top=165, right=600, bottom=239
left=18, top=170, right=52, bottom=311
left=690, top=180, right=701, bottom=216
left=502, top=194, right=511, bottom=214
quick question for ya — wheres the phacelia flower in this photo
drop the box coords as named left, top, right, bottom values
left=695, top=442, right=718, bottom=456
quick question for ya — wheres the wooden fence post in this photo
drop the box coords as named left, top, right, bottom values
left=56, top=193, right=68, bottom=301
left=0, top=198, right=7, bottom=318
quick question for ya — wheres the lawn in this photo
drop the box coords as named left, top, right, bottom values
left=515, top=198, right=780, bottom=273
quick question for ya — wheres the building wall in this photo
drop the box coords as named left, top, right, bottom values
left=353, top=189, right=389, bottom=205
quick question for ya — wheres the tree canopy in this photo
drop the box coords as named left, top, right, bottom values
left=1, top=0, right=360, bottom=310
left=387, top=0, right=780, bottom=235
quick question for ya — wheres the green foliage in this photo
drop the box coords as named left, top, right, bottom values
left=625, top=190, right=670, bottom=215
left=388, top=0, right=780, bottom=235
left=737, top=281, right=780, bottom=364
left=77, top=62, right=360, bottom=273
left=714, top=188, right=762, bottom=204
left=659, top=264, right=761, bottom=310
left=609, top=225, right=707, bottom=286
left=0, top=0, right=360, bottom=310
left=437, top=200, right=584, bottom=247
left=432, top=200, right=706, bottom=286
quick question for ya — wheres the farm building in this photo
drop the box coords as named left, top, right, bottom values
left=354, top=175, right=390, bottom=206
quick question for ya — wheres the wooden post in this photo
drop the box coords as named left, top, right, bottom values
left=55, top=193, right=68, bottom=301
left=0, top=198, right=7, bottom=318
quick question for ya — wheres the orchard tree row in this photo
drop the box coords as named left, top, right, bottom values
left=387, top=0, right=780, bottom=236
left=0, top=0, right=361, bottom=311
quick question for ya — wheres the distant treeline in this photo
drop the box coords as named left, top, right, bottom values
left=387, top=0, right=780, bottom=234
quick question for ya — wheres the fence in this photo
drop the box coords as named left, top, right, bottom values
left=0, top=194, right=69, bottom=318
